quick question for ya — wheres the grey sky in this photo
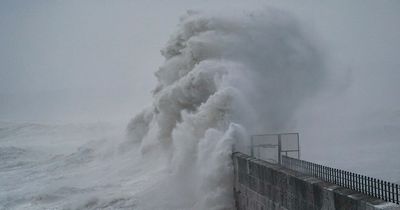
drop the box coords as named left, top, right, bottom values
left=1, top=0, right=399, bottom=123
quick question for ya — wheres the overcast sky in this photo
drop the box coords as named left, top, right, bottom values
left=1, top=0, right=399, bottom=123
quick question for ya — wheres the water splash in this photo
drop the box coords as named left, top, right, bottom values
left=127, top=9, right=324, bottom=210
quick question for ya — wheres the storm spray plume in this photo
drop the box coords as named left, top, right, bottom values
left=126, top=10, right=324, bottom=210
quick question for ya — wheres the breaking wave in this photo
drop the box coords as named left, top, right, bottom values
left=0, top=9, right=324, bottom=210
left=126, top=10, right=324, bottom=210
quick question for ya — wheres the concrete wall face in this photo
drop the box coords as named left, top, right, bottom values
left=233, top=153, right=400, bottom=210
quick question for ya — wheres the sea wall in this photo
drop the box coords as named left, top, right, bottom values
left=232, top=152, right=400, bottom=210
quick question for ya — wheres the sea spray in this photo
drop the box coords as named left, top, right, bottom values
left=127, top=10, right=324, bottom=210
left=0, top=9, right=324, bottom=210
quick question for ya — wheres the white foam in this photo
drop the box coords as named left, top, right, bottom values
left=126, top=10, right=323, bottom=210
left=0, top=9, right=324, bottom=210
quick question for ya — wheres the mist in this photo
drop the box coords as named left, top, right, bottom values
left=1, top=0, right=400, bottom=209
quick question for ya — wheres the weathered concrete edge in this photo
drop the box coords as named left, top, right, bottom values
left=233, top=152, right=400, bottom=210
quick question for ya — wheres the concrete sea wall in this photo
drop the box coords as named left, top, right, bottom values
left=233, top=152, right=400, bottom=210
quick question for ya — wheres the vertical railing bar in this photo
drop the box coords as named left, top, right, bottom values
left=320, top=165, right=323, bottom=180
left=337, top=169, right=340, bottom=186
left=313, top=162, right=315, bottom=177
left=318, top=165, right=324, bottom=180
left=348, top=172, right=351, bottom=189
left=367, top=177, right=371, bottom=196
left=328, top=167, right=331, bottom=183
left=396, top=184, right=399, bottom=204
left=314, top=163, right=317, bottom=177
left=327, top=166, right=329, bottom=182
left=305, top=160, right=308, bottom=174
left=332, top=167, right=335, bottom=184
left=392, top=183, right=395, bottom=203
left=312, top=162, right=314, bottom=176
left=351, top=172, right=354, bottom=191
left=327, top=167, right=330, bottom=183
left=326, top=166, right=328, bottom=182
left=324, top=166, right=327, bottom=182
left=355, top=173, right=358, bottom=192
left=347, top=171, right=350, bottom=189
left=361, top=175, right=364, bottom=194
left=333, top=168, right=336, bottom=185
left=372, top=177, right=375, bottom=197
left=385, top=181, right=388, bottom=201
left=347, top=172, right=351, bottom=189
left=339, top=170, right=346, bottom=187
left=389, top=182, right=392, bottom=202
left=340, top=170, right=343, bottom=187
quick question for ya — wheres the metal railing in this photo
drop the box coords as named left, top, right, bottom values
left=282, top=155, right=399, bottom=204
left=250, top=133, right=300, bottom=164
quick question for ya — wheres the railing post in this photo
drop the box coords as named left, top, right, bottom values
left=250, top=136, right=254, bottom=157
left=278, top=134, right=282, bottom=164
